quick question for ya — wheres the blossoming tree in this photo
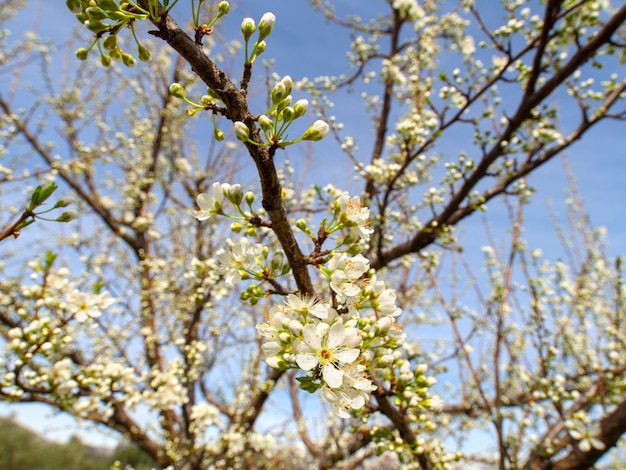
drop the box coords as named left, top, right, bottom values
left=1, top=0, right=625, bottom=469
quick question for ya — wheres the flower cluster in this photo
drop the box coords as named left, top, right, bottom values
left=233, top=75, right=329, bottom=148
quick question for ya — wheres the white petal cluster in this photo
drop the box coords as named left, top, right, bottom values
left=336, top=192, right=374, bottom=242
left=217, top=237, right=263, bottom=286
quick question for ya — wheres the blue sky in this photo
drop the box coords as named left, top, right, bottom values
left=2, top=0, right=625, bottom=453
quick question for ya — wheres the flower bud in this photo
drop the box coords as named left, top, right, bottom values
left=253, top=40, right=266, bottom=57
left=56, top=210, right=79, bottom=222
left=218, top=1, right=229, bottom=15
left=137, top=44, right=151, bottom=61
left=214, top=127, right=224, bottom=142
left=231, top=222, right=243, bottom=233
left=258, top=114, right=272, bottom=132
left=293, top=99, right=308, bottom=118
left=233, top=121, right=250, bottom=141
left=102, top=35, right=117, bottom=50
left=270, top=250, right=285, bottom=271
left=99, top=0, right=120, bottom=11
left=122, top=52, right=136, bottom=67
left=301, top=120, right=329, bottom=141
left=271, top=82, right=287, bottom=104
left=226, top=184, right=243, bottom=205
left=280, top=75, right=293, bottom=95
left=258, top=12, right=276, bottom=40
left=75, top=48, right=89, bottom=60
left=100, top=53, right=111, bottom=67
left=241, top=17, right=256, bottom=40
left=281, top=106, right=295, bottom=123
left=244, top=192, right=255, bottom=205
left=169, top=83, right=185, bottom=99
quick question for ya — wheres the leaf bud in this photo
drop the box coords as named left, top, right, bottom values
left=241, top=17, right=256, bottom=40
left=257, top=12, right=276, bottom=40
left=300, top=120, right=329, bottom=141
left=233, top=121, right=250, bottom=141
left=169, top=83, right=185, bottom=99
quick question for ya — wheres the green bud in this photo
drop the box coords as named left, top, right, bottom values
left=53, top=197, right=75, bottom=208
left=109, top=47, right=122, bottom=61
left=231, top=222, right=243, bottom=233
left=270, top=250, right=285, bottom=271
left=257, top=12, right=276, bottom=40
left=281, top=106, right=295, bottom=123
left=85, top=6, right=108, bottom=20
left=206, top=87, right=220, bottom=100
left=295, top=219, right=310, bottom=233
left=293, top=98, right=308, bottom=118
left=169, top=83, right=185, bottom=99
left=201, top=95, right=215, bottom=106
left=137, top=44, right=151, bottom=61
left=108, top=10, right=130, bottom=20
left=246, top=226, right=257, bottom=237
left=102, top=35, right=117, bottom=50
left=85, top=19, right=108, bottom=33
left=214, top=127, right=224, bottom=141
left=252, top=40, right=266, bottom=57
left=244, top=191, right=255, bottom=205
left=56, top=210, right=79, bottom=222
left=66, top=0, right=82, bottom=14
left=75, top=48, right=89, bottom=60
left=233, top=121, right=250, bottom=141
left=100, top=53, right=111, bottom=67
left=218, top=1, right=229, bottom=15
left=258, top=115, right=272, bottom=132
left=98, top=0, right=120, bottom=11
left=271, top=82, right=287, bottom=104
left=122, top=52, right=136, bottom=67
left=226, top=184, right=243, bottom=205
left=241, top=17, right=256, bottom=40
left=301, top=120, right=329, bottom=141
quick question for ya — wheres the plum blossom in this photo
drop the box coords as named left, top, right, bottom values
left=284, top=293, right=331, bottom=320
left=65, top=289, right=115, bottom=322
left=566, top=420, right=606, bottom=452
left=193, top=182, right=225, bottom=221
left=327, top=253, right=370, bottom=304
left=337, top=192, right=374, bottom=242
left=294, top=321, right=362, bottom=388
left=217, top=237, right=262, bottom=286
